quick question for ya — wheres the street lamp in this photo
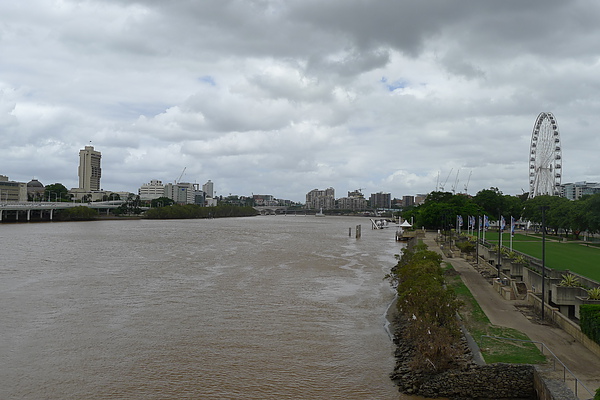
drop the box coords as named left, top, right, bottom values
left=47, top=192, right=58, bottom=202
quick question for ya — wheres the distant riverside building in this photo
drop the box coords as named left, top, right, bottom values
left=560, top=181, right=600, bottom=200
left=27, top=179, right=45, bottom=200
left=78, top=145, right=102, bottom=192
left=139, top=179, right=165, bottom=200
left=253, top=194, right=278, bottom=206
left=369, top=192, right=391, bottom=209
left=415, top=194, right=428, bottom=205
left=338, top=190, right=367, bottom=211
left=306, top=187, right=335, bottom=210
left=202, top=180, right=214, bottom=198
left=164, top=182, right=204, bottom=205
left=0, top=175, right=27, bottom=202
left=402, top=195, right=415, bottom=208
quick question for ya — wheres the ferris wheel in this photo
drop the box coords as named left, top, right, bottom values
left=529, top=112, right=562, bottom=198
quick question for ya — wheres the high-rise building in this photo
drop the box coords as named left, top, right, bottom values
left=139, top=179, right=165, bottom=200
left=402, top=195, right=415, bottom=208
left=203, top=180, right=214, bottom=198
left=305, top=187, right=335, bottom=210
left=78, top=146, right=102, bottom=191
left=164, top=182, right=202, bottom=205
left=369, top=192, right=391, bottom=209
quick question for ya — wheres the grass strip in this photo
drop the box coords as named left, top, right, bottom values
left=444, top=263, right=546, bottom=365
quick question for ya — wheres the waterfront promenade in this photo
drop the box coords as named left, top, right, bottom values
left=422, top=232, right=600, bottom=398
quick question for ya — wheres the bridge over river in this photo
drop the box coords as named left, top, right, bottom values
left=0, top=201, right=125, bottom=222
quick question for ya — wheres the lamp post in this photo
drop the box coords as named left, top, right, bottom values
left=540, top=205, right=549, bottom=321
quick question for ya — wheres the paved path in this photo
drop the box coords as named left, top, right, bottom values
left=422, top=233, right=600, bottom=398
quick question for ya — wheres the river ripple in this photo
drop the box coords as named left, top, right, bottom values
left=0, top=215, right=409, bottom=399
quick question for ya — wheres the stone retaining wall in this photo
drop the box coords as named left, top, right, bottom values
left=416, top=363, right=534, bottom=399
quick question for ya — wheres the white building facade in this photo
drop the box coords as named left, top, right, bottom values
left=164, top=182, right=204, bottom=205
left=305, top=187, right=335, bottom=210
left=139, top=180, right=165, bottom=200
left=202, top=180, right=214, bottom=198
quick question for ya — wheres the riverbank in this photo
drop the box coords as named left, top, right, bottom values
left=387, top=231, right=599, bottom=399
left=423, top=230, right=600, bottom=394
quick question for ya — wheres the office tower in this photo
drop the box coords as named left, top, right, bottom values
left=203, top=180, right=214, bottom=198
left=78, top=146, right=102, bottom=191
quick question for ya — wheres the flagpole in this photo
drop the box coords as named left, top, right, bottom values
left=476, top=215, right=480, bottom=266
left=500, top=216, right=503, bottom=252
left=483, top=216, right=486, bottom=243
left=510, top=216, right=514, bottom=251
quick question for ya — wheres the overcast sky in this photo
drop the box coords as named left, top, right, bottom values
left=2, top=1, right=599, bottom=202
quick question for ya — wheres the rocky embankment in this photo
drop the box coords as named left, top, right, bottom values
left=389, top=318, right=535, bottom=399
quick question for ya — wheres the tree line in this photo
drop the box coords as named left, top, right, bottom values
left=401, top=188, right=600, bottom=239
left=144, top=204, right=258, bottom=219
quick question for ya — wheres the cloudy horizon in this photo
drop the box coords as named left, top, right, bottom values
left=2, top=1, right=599, bottom=202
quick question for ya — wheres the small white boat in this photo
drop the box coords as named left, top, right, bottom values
left=315, top=208, right=325, bottom=217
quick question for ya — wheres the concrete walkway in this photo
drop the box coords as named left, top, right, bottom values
left=422, top=232, right=600, bottom=398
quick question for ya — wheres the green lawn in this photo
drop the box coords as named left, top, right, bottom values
left=482, top=232, right=600, bottom=283
left=444, top=264, right=546, bottom=365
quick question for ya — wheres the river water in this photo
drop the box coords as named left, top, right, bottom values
left=0, top=215, right=408, bottom=399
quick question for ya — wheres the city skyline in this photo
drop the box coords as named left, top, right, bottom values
left=2, top=2, right=600, bottom=202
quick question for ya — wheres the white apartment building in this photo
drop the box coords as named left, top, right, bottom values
left=202, top=180, right=214, bottom=198
left=305, top=187, right=335, bottom=210
left=338, top=195, right=367, bottom=211
left=139, top=180, right=165, bottom=200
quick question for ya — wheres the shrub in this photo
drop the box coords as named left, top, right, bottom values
left=456, top=240, right=475, bottom=254
left=389, top=246, right=462, bottom=372
left=559, top=273, right=580, bottom=287
left=587, top=287, right=600, bottom=300
left=56, top=206, right=99, bottom=221
left=511, top=254, right=528, bottom=265
left=580, top=304, right=600, bottom=345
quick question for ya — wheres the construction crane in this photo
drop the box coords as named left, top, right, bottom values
left=176, top=167, right=186, bottom=183
left=439, top=168, right=452, bottom=192
left=464, top=171, right=472, bottom=194
left=451, top=169, right=460, bottom=194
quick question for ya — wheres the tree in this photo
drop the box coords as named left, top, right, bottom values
left=569, top=197, right=589, bottom=239
left=57, top=206, right=98, bottom=221
left=402, top=191, right=483, bottom=230
left=150, top=196, right=174, bottom=208
left=44, top=183, right=69, bottom=201
left=522, top=195, right=569, bottom=234
left=473, top=187, right=508, bottom=219
left=584, top=194, right=600, bottom=234
left=102, top=193, right=121, bottom=201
